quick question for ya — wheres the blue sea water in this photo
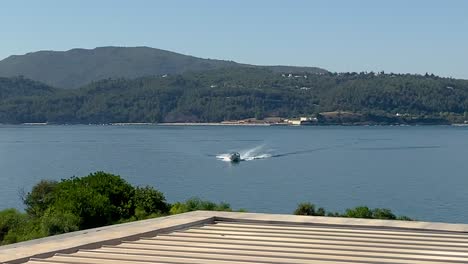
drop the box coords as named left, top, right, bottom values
left=1, top=125, right=467, bottom=223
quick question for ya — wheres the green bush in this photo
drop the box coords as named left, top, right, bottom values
left=371, top=208, right=397, bottom=220
left=39, top=208, right=80, bottom=236
left=0, top=172, right=416, bottom=246
left=170, top=198, right=232, bottom=215
left=20, top=172, right=172, bottom=234
left=23, top=180, right=58, bottom=217
left=344, top=206, right=374, bottom=219
left=294, top=202, right=413, bottom=221
left=0, top=171, right=174, bottom=244
left=293, top=202, right=326, bottom=216
left=0, top=209, right=24, bottom=244
left=0, top=209, right=41, bottom=245
left=52, top=172, right=136, bottom=229
left=133, top=186, right=170, bottom=219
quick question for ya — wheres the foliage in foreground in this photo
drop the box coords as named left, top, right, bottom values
left=170, top=198, right=232, bottom=215
left=1, top=172, right=166, bottom=245
left=294, top=202, right=413, bottom=220
left=0, top=172, right=414, bottom=245
left=0, top=172, right=235, bottom=245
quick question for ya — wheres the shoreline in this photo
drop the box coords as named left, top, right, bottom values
left=158, top=122, right=272, bottom=126
left=1, top=122, right=466, bottom=127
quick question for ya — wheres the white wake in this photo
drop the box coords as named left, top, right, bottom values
left=216, top=145, right=272, bottom=162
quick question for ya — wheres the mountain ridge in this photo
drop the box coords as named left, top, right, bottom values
left=0, top=46, right=327, bottom=89
left=1, top=68, right=467, bottom=125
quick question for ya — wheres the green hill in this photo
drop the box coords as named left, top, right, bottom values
left=0, top=47, right=327, bottom=89
left=1, top=68, right=467, bottom=124
left=0, top=76, right=57, bottom=100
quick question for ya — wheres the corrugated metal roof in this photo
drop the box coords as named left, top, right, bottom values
left=25, top=220, right=468, bottom=264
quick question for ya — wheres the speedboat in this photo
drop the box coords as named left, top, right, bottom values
left=229, top=152, right=241, bottom=162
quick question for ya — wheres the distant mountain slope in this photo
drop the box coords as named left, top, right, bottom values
left=0, top=76, right=57, bottom=100
left=0, top=46, right=327, bottom=88
left=1, top=69, right=467, bottom=124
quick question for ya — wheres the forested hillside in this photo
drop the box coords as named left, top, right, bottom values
left=0, top=46, right=327, bottom=89
left=0, top=76, right=57, bottom=100
left=1, top=68, right=467, bottom=124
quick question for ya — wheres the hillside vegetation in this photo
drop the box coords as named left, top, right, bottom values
left=0, top=76, right=57, bottom=100
left=0, top=46, right=327, bottom=88
left=0, top=68, right=467, bottom=124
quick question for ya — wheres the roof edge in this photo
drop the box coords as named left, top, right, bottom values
left=0, top=211, right=214, bottom=264
left=2, top=211, right=468, bottom=263
left=209, top=211, right=468, bottom=233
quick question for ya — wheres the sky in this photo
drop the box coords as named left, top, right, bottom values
left=1, top=0, right=467, bottom=78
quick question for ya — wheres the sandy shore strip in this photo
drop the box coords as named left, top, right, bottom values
left=158, top=122, right=271, bottom=126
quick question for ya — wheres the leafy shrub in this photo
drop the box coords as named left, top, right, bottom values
left=294, top=202, right=413, bottom=221
left=1, top=172, right=172, bottom=245
left=371, top=208, right=397, bottom=220
left=170, top=198, right=232, bottom=215
left=0, top=209, right=40, bottom=245
left=20, top=172, right=171, bottom=233
left=52, top=172, right=136, bottom=229
left=23, top=180, right=58, bottom=217
left=344, top=206, right=374, bottom=219
left=39, top=208, right=80, bottom=236
left=0, top=209, right=25, bottom=244
left=1, top=172, right=416, bottom=247
left=133, top=186, right=170, bottom=219
left=293, top=202, right=325, bottom=216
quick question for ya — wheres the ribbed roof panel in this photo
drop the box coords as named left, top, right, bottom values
left=25, top=220, right=468, bottom=264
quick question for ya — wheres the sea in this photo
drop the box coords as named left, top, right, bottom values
left=1, top=124, right=467, bottom=223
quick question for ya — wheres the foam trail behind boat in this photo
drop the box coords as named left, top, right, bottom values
left=217, top=145, right=272, bottom=162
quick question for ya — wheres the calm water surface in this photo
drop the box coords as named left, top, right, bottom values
left=1, top=125, right=467, bottom=223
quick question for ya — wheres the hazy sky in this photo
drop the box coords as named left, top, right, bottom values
left=1, top=0, right=467, bottom=78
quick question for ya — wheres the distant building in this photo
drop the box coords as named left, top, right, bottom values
left=287, top=116, right=318, bottom=125
left=396, top=113, right=410, bottom=117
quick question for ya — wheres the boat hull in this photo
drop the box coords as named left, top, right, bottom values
left=229, top=152, right=241, bottom=162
